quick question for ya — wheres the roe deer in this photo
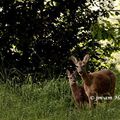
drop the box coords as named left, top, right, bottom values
left=66, top=70, right=88, bottom=108
left=70, top=54, right=116, bottom=108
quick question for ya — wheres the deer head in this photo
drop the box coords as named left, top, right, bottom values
left=70, top=54, right=90, bottom=75
left=66, top=70, right=77, bottom=85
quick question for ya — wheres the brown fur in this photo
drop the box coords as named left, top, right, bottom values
left=66, top=70, right=88, bottom=108
left=70, top=54, right=116, bottom=108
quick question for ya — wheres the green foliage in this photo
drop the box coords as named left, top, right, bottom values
left=0, top=73, right=120, bottom=120
left=0, top=0, right=119, bottom=80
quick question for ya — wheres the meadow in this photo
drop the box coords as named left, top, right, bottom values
left=0, top=71, right=120, bottom=120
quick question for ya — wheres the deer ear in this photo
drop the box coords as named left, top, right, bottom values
left=70, top=56, right=78, bottom=65
left=83, top=54, right=90, bottom=64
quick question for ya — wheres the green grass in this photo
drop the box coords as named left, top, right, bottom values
left=0, top=74, right=120, bottom=120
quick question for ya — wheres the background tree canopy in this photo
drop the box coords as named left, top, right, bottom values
left=0, top=0, right=119, bottom=81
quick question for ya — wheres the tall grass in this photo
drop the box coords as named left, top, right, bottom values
left=0, top=73, right=120, bottom=120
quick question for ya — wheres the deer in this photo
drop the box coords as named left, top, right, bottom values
left=70, top=54, right=116, bottom=108
left=66, top=70, right=88, bottom=109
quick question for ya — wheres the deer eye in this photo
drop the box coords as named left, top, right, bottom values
left=75, top=66, right=78, bottom=68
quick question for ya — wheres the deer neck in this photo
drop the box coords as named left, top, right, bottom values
left=80, top=72, right=91, bottom=86
left=70, top=82, right=79, bottom=93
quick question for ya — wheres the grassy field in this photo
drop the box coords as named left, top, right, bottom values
left=0, top=72, right=120, bottom=120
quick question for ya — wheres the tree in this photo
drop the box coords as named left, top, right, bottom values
left=0, top=0, right=119, bottom=81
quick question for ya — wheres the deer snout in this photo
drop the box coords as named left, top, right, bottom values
left=78, top=71, right=83, bottom=74
left=76, top=66, right=85, bottom=75
left=77, top=69, right=83, bottom=75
